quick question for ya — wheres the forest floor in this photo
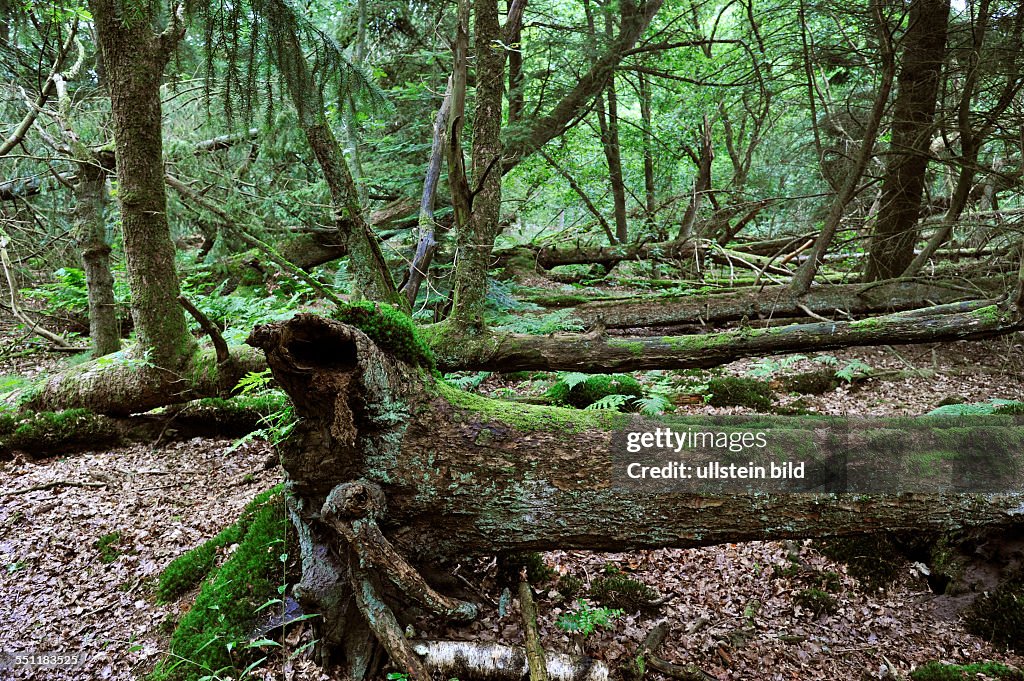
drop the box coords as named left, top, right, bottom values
left=2, top=329, right=1024, bottom=680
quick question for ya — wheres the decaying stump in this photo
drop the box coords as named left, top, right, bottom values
left=247, top=312, right=1024, bottom=678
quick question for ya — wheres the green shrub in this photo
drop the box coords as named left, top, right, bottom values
left=546, top=374, right=644, bottom=409
left=557, top=574, right=585, bottom=600
left=706, top=376, right=774, bottom=410
left=152, top=486, right=287, bottom=681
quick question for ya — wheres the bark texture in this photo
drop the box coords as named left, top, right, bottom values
left=864, top=0, right=951, bottom=281
left=426, top=301, right=1021, bottom=372
left=89, top=0, right=194, bottom=369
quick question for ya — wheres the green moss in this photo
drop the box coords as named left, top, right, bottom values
left=794, top=587, right=837, bottom=616
left=0, top=409, right=120, bottom=454
left=94, top=531, right=123, bottom=564
left=706, top=376, right=774, bottom=411
left=607, top=339, right=646, bottom=356
left=437, top=380, right=625, bottom=433
left=546, top=374, right=644, bottom=409
left=152, top=486, right=286, bottom=681
left=333, top=301, right=435, bottom=369
left=969, top=305, right=1002, bottom=324
left=964, top=566, right=1024, bottom=650
left=590, top=574, right=660, bottom=611
left=910, top=661, right=1024, bottom=680
left=817, top=535, right=904, bottom=590
left=994, top=402, right=1024, bottom=415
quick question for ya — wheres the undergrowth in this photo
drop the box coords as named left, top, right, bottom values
left=152, top=485, right=288, bottom=681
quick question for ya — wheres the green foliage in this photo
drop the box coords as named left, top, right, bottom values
left=927, top=399, right=1021, bottom=416
left=227, top=370, right=294, bottom=450
left=794, top=588, right=837, bottom=616
left=555, top=600, right=623, bottom=637
left=964, top=567, right=1024, bottom=650
left=506, top=552, right=555, bottom=585
left=152, top=486, right=287, bottom=681
left=705, top=376, right=774, bottom=410
left=557, top=574, right=585, bottom=600
left=333, top=302, right=435, bottom=369
left=94, top=531, right=124, bottom=564
left=589, top=574, right=660, bottom=611
left=910, top=661, right=1024, bottom=681
left=443, top=371, right=491, bottom=391
left=22, top=267, right=129, bottom=316
left=546, top=373, right=644, bottom=409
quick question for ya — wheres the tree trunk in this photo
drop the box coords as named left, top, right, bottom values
left=789, top=0, right=896, bottom=295
left=268, top=0, right=402, bottom=308
left=449, top=0, right=505, bottom=326
left=74, top=161, right=120, bottom=357
left=638, top=69, right=658, bottom=233
left=89, top=0, right=194, bottom=369
left=425, top=301, right=1021, bottom=372
left=538, top=279, right=985, bottom=330
left=247, top=313, right=1024, bottom=671
left=864, top=0, right=951, bottom=282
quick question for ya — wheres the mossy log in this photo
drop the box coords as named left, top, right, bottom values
left=248, top=313, right=1024, bottom=676
left=428, top=301, right=1023, bottom=372
left=22, top=345, right=266, bottom=415
left=539, top=280, right=983, bottom=329
left=249, top=313, right=1024, bottom=558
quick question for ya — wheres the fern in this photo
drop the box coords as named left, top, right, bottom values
left=836, top=359, right=872, bottom=382
left=560, top=372, right=591, bottom=389
left=555, top=600, right=623, bottom=637
left=445, top=371, right=491, bottom=391
left=633, top=393, right=672, bottom=416
left=585, top=394, right=631, bottom=411
left=747, top=355, right=807, bottom=379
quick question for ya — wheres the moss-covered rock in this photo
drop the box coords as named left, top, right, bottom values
left=964, top=566, right=1024, bottom=650
left=152, top=485, right=287, bottom=681
left=910, top=661, right=1024, bottom=680
left=706, top=376, right=774, bottom=411
left=333, top=301, right=435, bottom=369
left=546, top=374, right=644, bottom=409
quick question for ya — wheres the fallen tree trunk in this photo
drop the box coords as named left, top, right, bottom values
left=532, top=279, right=982, bottom=329
left=247, top=313, right=1024, bottom=676
left=22, top=344, right=265, bottom=415
left=426, top=301, right=1023, bottom=372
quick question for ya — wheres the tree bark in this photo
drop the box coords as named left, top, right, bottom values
left=425, top=301, right=1022, bottom=372
left=450, top=0, right=505, bottom=326
left=89, top=0, right=195, bottom=369
left=538, top=279, right=985, bottom=329
left=249, top=312, right=1024, bottom=563
left=864, top=0, right=951, bottom=281
left=74, top=161, right=120, bottom=357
